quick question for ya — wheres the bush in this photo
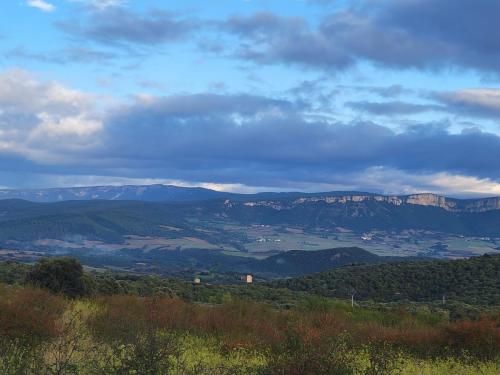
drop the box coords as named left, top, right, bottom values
left=25, top=257, right=94, bottom=298
left=0, top=286, right=66, bottom=374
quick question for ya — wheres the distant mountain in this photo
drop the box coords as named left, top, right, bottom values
left=0, top=184, right=499, bottom=214
left=0, top=184, right=231, bottom=203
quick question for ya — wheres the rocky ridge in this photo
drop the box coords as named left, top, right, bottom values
left=242, top=193, right=500, bottom=213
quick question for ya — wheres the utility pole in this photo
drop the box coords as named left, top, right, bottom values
left=350, top=288, right=356, bottom=308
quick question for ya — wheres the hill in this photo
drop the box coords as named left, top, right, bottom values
left=273, top=254, right=500, bottom=305
left=251, top=247, right=383, bottom=276
left=0, top=199, right=189, bottom=243
left=59, top=247, right=397, bottom=277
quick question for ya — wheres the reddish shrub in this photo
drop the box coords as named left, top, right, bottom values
left=0, top=286, right=66, bottom=340
left=445, top=316, right=500, bottom=359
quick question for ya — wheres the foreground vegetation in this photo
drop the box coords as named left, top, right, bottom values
left=0, top=284, right=499, bottom=375
left=0, top=257, right=499, bottom=374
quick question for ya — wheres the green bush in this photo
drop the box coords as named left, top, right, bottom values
left=25, top=257, right=94, bottom=298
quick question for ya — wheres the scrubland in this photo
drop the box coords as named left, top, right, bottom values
left=0, top=285, right=498, bottom=375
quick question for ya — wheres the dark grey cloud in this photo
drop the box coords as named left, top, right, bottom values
left=345, top=100, right=444, bottom=116
left=222, top=0, right=500, bottom=74
left=118, top=93, right=304, bottom=118
left=2, top=70, right=500, bottom=191
left=85, top=93, right=500, bottom=187
left=57, top=8, right=196, bottom=47
left=223, top=12, right=353, bottom=69
left=50, top=1, right=500, bottom=75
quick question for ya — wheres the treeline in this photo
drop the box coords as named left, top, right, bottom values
left=2, top=256, right=500, bottom=315
left=0, top=258, right=305, bottom=307
left=274, top=254, right=500, bottom=306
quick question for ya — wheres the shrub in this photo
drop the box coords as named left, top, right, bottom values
left=0, top=286, right=66, bottom=374
left=25, top=257, right=94, bottom=298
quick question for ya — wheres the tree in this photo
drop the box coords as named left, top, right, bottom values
left=25, top=258, right=94, bottom=298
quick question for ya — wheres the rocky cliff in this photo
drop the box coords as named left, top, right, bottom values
left=262, top=193, right=500, bottom=213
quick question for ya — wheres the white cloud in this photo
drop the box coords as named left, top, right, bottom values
left=425, top=173, right=500, bottom=197
left=448, top=89, right=500, bottom=110
left=0, top=69, right=102, bottom=163
left=27, top=0, right=55, bottom=12
left=69, top=0, right=125, bottom=10
left=350, top=167, right=500, bottom=198
left=438, top=88, right=500, bottom=121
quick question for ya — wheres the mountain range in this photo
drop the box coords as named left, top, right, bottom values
left=1, top=191, right=500, bottom=244
left=1, top=184, right=500, bottom=213
left=0, top=185, right=499, bottom=274
left=0, top=184, right=229, bottom=202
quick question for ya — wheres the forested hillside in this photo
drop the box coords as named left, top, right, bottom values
left=275, top=254, right=500, bottom=305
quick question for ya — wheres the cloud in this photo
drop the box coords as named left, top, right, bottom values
left=424, top=172, right=500, bottom=196
left=50, top=1, right=500, bottom=75
left=358, top=84, right=408, bottom=98
left=27, top=0, right=55, bottom=12
left=222, top=12, right=353, bottom=69
left=436, top=89, right=500, bottom=118
left=6, top=46, right=116, bottom=64
left=70, top=0, right=125, bottom=10
left=57, top=8, right=196, bottom=47
left=345, top=100, right=444, bottom=116
left=97, top=94, right=500, bottom=187
left=299, top=167, right=500, bottom=197
left=220, top=0, right=500, bottom=74
left=0, top=69, right=102, bottom=163
left=2, top=69, right=500, bottom=195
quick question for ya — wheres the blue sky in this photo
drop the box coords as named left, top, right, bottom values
left=1, top=0, right=500, bottom=196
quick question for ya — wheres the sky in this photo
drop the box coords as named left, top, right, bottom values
left=1, top=0, right=500, bottom=196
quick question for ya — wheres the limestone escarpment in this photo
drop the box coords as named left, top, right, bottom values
left=244, top=193, right=500, bottom=213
